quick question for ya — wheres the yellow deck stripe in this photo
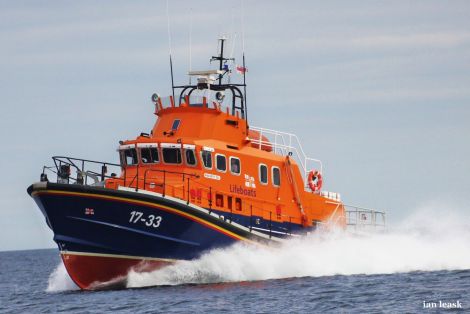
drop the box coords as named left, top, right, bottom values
left=60, top=250, right=177, bottom=262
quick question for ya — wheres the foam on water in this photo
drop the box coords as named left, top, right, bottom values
left=127, top=206, right=470, bottom=288
left=46, top=261, right=78, bottom=292
left=46, top=205, right=470, bottom=291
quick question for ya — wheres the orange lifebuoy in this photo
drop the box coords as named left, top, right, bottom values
left=308, top=170, right=323, bottom=193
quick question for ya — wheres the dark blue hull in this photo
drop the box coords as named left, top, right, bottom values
left=29, top=182, right=273, bottom=258
left=28, top=182, right=275, bottom=288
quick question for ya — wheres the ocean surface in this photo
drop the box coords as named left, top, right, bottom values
left=1, top=209, right=470, bottom=313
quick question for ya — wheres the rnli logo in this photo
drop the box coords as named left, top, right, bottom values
left=85, top=208, right=95, bottom=215
left=244, top=174, right=256, bottom=188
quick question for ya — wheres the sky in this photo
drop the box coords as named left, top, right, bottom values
left=0, top=1, right=469, bottom=251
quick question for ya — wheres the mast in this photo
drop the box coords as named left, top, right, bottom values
left=176, top=38, right=247, bottom=122
left=211, top=37, right=233, bottom=85
left=165, top=0, right=176, bottom=101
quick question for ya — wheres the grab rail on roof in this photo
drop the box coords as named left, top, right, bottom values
left=250, top=126, right=322, bottom=189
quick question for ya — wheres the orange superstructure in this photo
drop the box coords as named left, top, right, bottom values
left=105, top=39, right=346, bottom=232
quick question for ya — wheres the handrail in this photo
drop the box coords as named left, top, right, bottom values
left=250, top=126, right=323, bottom=188
left=39, top=156, right=332, bottom=237
left=41, top=156, right=121, bottom=185
left=344, top=204, right=386, bottom=231
left=119, top=169, right=301, bottom=237
left=52, top=156, right=120, bottom=167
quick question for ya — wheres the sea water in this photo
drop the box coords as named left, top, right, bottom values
left=1, top=208, right=469, bottom=313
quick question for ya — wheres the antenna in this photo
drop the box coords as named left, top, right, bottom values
left=211, top=37, right=233, bottom=85
left=228, top=33, right=237, bottom=84
left=228, top=6, right=237, bottom=84
left=241, top=0, right=248, bottom=123
left=188, top=7, right=193, bottom=85
left=166, top=0, right=175, bottom=101
left=218, top=37, right=225, bottom=85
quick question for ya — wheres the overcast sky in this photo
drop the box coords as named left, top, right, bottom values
left=1, top=1, right=469, bottom=251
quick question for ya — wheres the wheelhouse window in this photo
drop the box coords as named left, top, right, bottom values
left=230, top=157, right=241, bottom=175
left=162, top=148, right=182, bottom=164
left=140, top=147, right=159, bottom=164
left=216, top=154, right=226, bottom=172
left=272, top=166, right=281, bottom=187
left=123, top=148, right=138, bottom=166
left=259, top=164, right=268, bottom=184
left=185, top=149, right=197, bottom=166
left=201, top=150, right=212, bottom=169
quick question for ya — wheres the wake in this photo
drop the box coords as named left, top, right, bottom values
left=46, top=207, right=470, bottom=291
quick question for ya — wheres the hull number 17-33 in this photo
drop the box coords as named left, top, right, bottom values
left=129, top=211, right=162, bottom=228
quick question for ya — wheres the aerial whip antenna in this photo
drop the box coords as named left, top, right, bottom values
left=241, top=0, right=248, bottom=123
left=228, top=33, right=237, bottom=84
left=188, top=7, right=193, bottom=85
left=166, top=0, right=176, bottom=101
left=228, top=7, right=237, bottom=84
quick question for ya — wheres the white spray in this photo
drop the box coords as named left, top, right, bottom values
left=47, top=206, right=470, bottom=291
left=46, top=261, right=78, bottom=292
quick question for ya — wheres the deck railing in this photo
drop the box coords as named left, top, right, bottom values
left=344, top=205, right=386, bottom=232
left=40, top=156, right=386, bottom=237
left=250, top=126, right=322, bottom=189
left=41, top=156, right=121, bottom=186
left=40, top=156, right=303, bottom=238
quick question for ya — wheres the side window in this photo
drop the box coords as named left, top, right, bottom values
left=201, top=151, right=212, bottom=169
left=162, top=148, right=182, bottom=164
left=227, top=196, right=233, bottom=210
left=259, top=164, right=268, bottom=184
left=272, top=167, right=281, bottom=187
left=185, top=149, right=197, bottom=166
left=230, top=157, right=241, bottom=175
left=124, top=148, right=138, bottom=166
left=215, top=194, right=224, bottom=207
left=216, top=154, right=226, bottom=172
left=141, top=147, right=159, bottom=164
left=235, top=198, right=242, bottom=211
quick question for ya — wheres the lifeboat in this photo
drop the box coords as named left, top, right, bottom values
left=27, top=38, right=385, bottom=290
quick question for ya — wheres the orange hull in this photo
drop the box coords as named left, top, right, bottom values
left=61, top=253, right=173, bottom=290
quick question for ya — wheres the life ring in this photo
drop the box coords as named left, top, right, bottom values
left=308, top=170, right=323, bottom=193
